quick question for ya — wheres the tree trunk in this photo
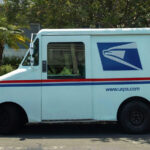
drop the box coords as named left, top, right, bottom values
left=0, top=43, right=4, bottom=66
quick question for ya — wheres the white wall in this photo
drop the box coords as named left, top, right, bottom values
left=3, top=48, right=27, bottom=58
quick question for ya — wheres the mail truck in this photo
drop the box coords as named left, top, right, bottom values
left=0, top=28, right=150, bottom=134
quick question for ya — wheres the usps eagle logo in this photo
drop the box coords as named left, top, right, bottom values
left=97, top=42, right=142, bottom=71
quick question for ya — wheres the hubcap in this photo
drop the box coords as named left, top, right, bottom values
left=129, top=110, right=144, bottom=126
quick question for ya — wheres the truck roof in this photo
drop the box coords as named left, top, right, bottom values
left=38, top=28, right=150, bottom=36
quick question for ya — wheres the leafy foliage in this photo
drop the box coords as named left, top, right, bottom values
left=0, top=64, right=14, bottom=76
left=0, top=17, right=28, bottom=49
left=2, top=0, right=150, bottom=28
left=0, top=0, right=150, bottom=68
left=2, top=56, right=22, bottom=68
left=3, top=0, right=30, bottom=26
left=0, top=57, right=22, bottom=76
left=0, top=11, right=29, bottom=65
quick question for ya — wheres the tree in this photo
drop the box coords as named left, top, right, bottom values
left=0, top=16, right=28, bottom=66
left=2, top=0, right=150, bottom=28
left=0, top=0, right=149, bottom=66
left=3, top=0, right=30, bottom=26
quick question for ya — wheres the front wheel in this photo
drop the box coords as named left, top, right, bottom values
left=0, top=105, right=21, bottom=134
left=118, top=101, right=150, bottom=133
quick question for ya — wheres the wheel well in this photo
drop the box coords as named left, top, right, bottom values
left=0, top=102, right=28, bottom=124
left=117, top=96, right=150, bottom=121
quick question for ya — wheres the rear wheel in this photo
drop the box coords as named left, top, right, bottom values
left=118, top=101, right=150, bottom=133
left=0, top=105, right=21, bottom=134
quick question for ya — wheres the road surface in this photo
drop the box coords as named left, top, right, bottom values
left=0, top=123, right=150, bottom=150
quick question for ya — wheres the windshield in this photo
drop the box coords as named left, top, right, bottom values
left=22, top=51, right=30, bottom=66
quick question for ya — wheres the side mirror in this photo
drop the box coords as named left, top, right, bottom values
left=29, top=42, right=34, bottom=66
left=30, top=42, right=34, bottom=54
left=30, top=47, right=34, bottom=56
left=30, top=42, right=34, bottom=49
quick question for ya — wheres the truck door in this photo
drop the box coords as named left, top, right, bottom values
left=41, top=36, right=93, bottom=120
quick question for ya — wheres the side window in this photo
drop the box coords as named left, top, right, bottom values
left=22, top=38, right=39, bottom=66
left=47, top=42, right=85, bottom=79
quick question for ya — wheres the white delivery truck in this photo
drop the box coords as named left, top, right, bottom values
left=0, top=28, right=150, bottom=134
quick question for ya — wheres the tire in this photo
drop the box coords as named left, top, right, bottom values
left=118, top=101, right=150, bottom=134
left=0, top=105, right=21, bottom=134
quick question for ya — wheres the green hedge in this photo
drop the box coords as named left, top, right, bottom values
left=0, top=65, right=14, bottom=76
left=0, top=57, right=23, bottom=76
left=2, top=57, right=22, bottom=68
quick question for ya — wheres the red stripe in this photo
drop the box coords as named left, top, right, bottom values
left=1, top=77, right=150, bottom=84
left=0, top=80, right=42, bottom=83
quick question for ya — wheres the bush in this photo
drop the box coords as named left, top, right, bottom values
left=0, top=57, right=23, bottom=76
left=2, top=57, right=23, bottom=69
left=0, top=65, right=14, bottom=76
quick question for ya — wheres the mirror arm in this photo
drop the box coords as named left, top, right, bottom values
left=31, top=33, right=34, bottom=43
left=29, top=42, right=34, bottom=66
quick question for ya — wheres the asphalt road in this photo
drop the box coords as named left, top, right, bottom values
left=0, top=123, right=150, bottom=150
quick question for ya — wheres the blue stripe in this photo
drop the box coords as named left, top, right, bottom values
left=0, top=81, right=150, bottom=87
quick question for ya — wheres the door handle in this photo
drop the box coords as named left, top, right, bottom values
left=42, top=60, right=47, bottom=72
